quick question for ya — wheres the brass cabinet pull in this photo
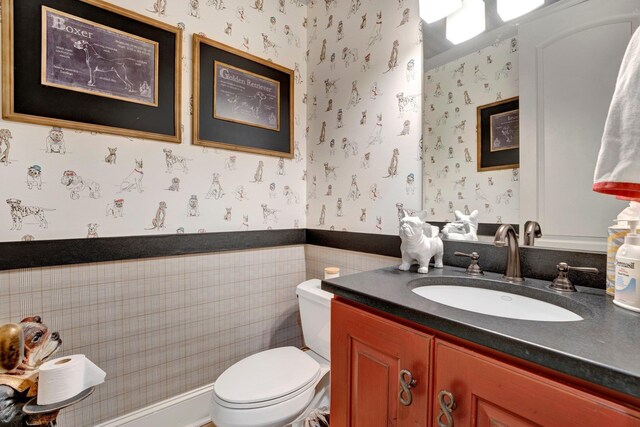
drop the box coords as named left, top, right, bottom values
left=437, top=390, right=457, bottom=427
left=398, top=369, right=417, bottom=406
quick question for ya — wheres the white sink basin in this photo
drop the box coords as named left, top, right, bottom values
left=412, top=285, right=583, bottom=322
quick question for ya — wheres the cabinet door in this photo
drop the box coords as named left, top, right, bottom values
left=331, top=300, right=432, bottom=427
left=433, top=340, right=640, bottom=427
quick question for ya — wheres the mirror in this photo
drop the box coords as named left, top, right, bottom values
left=422, top=0, right=637, bottom=251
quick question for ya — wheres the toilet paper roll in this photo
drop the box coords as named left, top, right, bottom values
left=37, top=354, right=106, bottom=405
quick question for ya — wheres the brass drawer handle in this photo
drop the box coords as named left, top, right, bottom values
left=398, top=369, right=417, bottom=406
left=437, top=390, right=457, bottom=427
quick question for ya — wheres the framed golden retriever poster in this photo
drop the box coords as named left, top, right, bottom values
left=2, top=0, right=182, bottom=143
left=213, top=61, right=281, bottom=131
left=193, top=35, right=294, bottom=158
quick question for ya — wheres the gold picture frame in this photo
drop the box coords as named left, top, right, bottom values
left=476, top=97, right=520, bottom=172
left=193, top=34, right=294, bottom=158
left=2, top=0, right=182, bottom=144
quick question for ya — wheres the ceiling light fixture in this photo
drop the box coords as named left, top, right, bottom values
left=446, top=0, right=486, bottom=45
left=420, top=0, right=463, bottom=24
left=497, top=0, right=544, bottom=22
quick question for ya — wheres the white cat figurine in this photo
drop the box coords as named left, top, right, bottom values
left=442, top=210, right=479, bottom=241
left=398, top=214, right=444, bottom=274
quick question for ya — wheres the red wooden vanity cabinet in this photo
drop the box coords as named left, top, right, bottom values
left=331, top=298, right=431, bottom=427
left=331, top=299, right=640, bottom=427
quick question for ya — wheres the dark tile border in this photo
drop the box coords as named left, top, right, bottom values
left=0, top=228, right=607, bottom=289
left=305, top=228, right=401, bottom=258
left=0, top=229, right=305, bottom=270
left=430, top=222, right=519, bottom=236
left=307, top=229, right=607, bottom=290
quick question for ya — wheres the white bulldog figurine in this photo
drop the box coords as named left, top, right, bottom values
left=398, top=214, right=444, bottom=274
left=442, top=210, right=479, bottom=241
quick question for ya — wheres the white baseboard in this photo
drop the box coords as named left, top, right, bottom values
left=95, top=384, right=213, bottom=427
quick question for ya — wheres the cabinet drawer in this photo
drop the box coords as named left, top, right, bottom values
left=433, top=340, right=640, bottom=427
left=331, top=300, right=432, bottom=427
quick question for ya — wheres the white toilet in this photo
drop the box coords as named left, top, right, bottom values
left=211, top=279, right=332, bottom=427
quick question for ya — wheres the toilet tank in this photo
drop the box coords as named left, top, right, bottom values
left=296, top=279, right=333, bottom=361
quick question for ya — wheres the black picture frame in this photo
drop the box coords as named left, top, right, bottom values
left=193, top=35, right=294, bottom=158
left=2, top=0, right=182, bottom=144
left=476, top=97, right=519, bottom=172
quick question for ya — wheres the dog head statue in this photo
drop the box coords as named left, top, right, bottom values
left=442, top=210, right=479, bottom=241
left=0, top=317, right=62, bottom=427
left=400, top=210, right=431, bottom=242
left=399, top=214, right=425, bottom=244
left=9, top=316, right=61, bottom=375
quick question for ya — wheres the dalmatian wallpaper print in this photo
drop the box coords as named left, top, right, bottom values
left=0, top=0, right=309, bottom=242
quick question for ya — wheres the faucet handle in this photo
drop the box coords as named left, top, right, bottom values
left=550, top=262, right=599, bottom=292
left=561, top=263, right=599, bottom=274
left=454, top=252, right=484, bottom=276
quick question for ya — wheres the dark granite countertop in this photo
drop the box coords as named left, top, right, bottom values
left=322, top=265, right=640, bottom=400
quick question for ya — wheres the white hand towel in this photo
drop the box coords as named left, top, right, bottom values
left=593, top=27, right=640, bottom=200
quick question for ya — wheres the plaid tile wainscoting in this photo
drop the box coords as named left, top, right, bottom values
left=0, top=244, right=398, bottom=425
left=0, top=246, right=305, bottom=426
left=305, top=244, right=400, bottom=280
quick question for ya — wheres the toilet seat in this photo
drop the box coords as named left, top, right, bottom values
left=214, top=347, right=321, bottom=409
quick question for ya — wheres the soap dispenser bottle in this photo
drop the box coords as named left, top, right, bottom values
left=614, top=219, right=640, bottom=312
left=608, top=202, right=640, bottom=295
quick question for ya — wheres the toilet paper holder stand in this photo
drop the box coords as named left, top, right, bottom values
left=23, top=386, right=96, bottom=419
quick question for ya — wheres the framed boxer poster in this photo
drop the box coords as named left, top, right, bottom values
left=42, top=7, right=159, bottom=106
left=2, top=0, right=182, bottom=143
left=193, top=35, right=294, bottom=158
left=477, top=97, right=520, bottom=172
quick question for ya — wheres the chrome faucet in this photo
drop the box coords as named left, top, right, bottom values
left=523, top=221, right=542, bottom=246
left=493, top=224, right=524, bottom=282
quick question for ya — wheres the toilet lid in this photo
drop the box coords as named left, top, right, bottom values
left=214, top=347, right=321, bottom=405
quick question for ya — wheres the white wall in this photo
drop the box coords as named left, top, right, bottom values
left=0, top=0, right=308, bottom=241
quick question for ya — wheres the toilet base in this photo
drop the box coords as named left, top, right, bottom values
left=290, top=369, right=330, bottom=427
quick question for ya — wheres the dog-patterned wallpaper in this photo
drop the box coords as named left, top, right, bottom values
left=423, top=37, right=520, bottom=225
left=0, top=0, right=308, bottom=242
left=305, top=0, right=424, bottom=235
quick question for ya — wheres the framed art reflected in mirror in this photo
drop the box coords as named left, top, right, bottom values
left=2, top=0, right=182, bottom=143
left=477, top=97, right=519, bottom=172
